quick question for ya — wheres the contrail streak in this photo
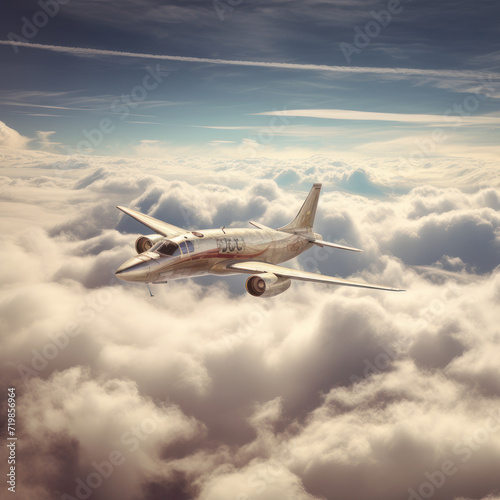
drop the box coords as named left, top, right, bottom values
left=1, top=40, right=498, bottom=81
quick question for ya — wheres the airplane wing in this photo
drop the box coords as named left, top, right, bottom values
left=218, top=260, right=405, bottom=292
left=117, top=206, right=187, bottom=238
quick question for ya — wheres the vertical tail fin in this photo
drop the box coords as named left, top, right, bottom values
left=278, top=183, right=321, bottom=234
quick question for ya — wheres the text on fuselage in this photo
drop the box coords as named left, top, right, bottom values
left=217, top=237, right=244, bottom=253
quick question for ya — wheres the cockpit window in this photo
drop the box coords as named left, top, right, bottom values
left=179, top=241, right=194, bottom=254
left=151, top=241, right=180, bottom=256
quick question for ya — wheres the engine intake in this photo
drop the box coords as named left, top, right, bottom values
left=246, top=273, right=291, bottom=297
left=135, top=234, right=164, bottom=254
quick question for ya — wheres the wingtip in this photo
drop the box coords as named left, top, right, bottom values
left=117, top=205, right=133, bottom=215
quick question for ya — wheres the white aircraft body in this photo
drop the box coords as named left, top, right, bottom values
left=115, top=183, right=404, bottom=296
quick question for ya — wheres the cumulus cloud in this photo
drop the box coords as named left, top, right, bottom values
left=16, top=367, right=202, bottom=500
left=1, top=135, right=500, bottom=500
left=0, top=120, right=30, bottom=149
left=383, top=208, right=500, bottom=273
left=36, top=130, right=60, bottom=152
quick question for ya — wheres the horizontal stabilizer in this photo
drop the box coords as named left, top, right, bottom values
left=249, top=221, right=274, bottom=231
left=307, top=238, right=362, bottom=252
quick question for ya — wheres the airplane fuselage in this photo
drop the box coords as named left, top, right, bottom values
left=115, top=228, right=313, bottom=284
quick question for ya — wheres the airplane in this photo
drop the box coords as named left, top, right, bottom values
left=115, top=183, right=405, bottom=297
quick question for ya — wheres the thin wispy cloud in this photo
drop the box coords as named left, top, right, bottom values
left=191, top=125, right=262, bottom=130
left=0, top=102, right=102, bottom=111
left=257, top=109, right=500, bottom=126
left=2, top=41, right=499, bottom=81
left=124, top=120, right=165, bottom=125
left=13, top=113, right=69, bottom=118
left=0, top=101, right=157, bottom=120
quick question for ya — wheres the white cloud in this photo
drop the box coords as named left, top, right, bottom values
left=133, top=139, right=198, bottom=158
left=256, top=109, right=500, bottom=126
left=36, top=130, right=61, bottom=152
left=16, top=367, right=202, bottom=500
left=196, top=460, right=319, bottom=500
left=0, top=120, right=30, bottom=149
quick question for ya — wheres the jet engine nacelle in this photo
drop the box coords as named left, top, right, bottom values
left=246, top=273, right=291, bottom=297
left=135, top=234, right=164, bottom=254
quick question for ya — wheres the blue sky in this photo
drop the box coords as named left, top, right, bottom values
left=1, top=0, right=499, bottom=158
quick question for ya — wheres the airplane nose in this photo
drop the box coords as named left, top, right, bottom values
left=115, top=257, right=152, bottom=282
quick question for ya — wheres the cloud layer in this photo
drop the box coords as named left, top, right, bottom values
left=0, top=137, right=499, bottom=500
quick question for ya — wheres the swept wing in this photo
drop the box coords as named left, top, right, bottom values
left=117, top=206, right=187, bottom=238
left=217, top=260, right=405, bottom=292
